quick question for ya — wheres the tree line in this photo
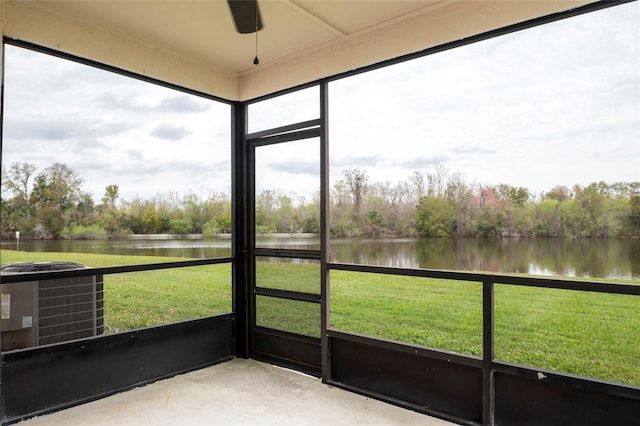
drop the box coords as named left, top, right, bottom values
left=2, top=162, right=639, bottom=239
left=1, top=162, right=230, bottom=239
left=328, top=166, right=639, bottom=238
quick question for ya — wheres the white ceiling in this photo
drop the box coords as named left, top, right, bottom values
left=1, top=0, right=598, bottom=100
left=30, top=0, right=451, bottom=74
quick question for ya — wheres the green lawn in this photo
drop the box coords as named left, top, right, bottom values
left=331, top=270, right=639, bottom=386
left=1, top=250, right=638, bottom=386
left=0, top=250, right=232, bottom=333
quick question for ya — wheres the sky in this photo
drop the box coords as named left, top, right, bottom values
left=1, top=2, right=639, bottom=204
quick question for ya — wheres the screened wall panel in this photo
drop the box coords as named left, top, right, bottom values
left=1, top=44, right=232, bottom=265
left=326, top=3, right=639, bottom=280
left=255, top=296, right=320, bottom=338
left=256, top=257, right=320, bottom=294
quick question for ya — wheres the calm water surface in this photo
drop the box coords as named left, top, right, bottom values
left=2, top=237, right=639, bottom=280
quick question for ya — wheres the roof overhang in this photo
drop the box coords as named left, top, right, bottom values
left=1, top=0, right=601, bottom=101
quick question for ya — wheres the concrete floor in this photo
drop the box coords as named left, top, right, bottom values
left=19, top=358, right=454, bottom=426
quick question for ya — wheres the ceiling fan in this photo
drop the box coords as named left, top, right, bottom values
left=227, top=0, right=264, bottom=34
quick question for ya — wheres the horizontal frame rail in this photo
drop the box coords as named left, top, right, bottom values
left=328, top=262, right=640, bottom=295
left=255, top=248, right=321, bottom=260
left=1, top=257, right=233, bottom=284
left=245, top=119, right=321, bottom=140
left=248, top=128, right=321, bottom=147
left=255, top=287, right=321, bottom=303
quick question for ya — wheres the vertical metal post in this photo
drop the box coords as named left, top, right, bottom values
left=247, top=120, right=257, bottom=358
left=232, top=101, right=250, bottom=358
left=482, top=279, right=495, bottom=425
left=320, top=81, right=331, bottom=383
left=0, top=41, right=4, bottom=183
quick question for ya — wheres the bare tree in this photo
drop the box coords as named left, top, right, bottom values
left=408, top=171, right=426, bottom=204
left=2, top=162, right=37, bottom=201
left=343, top=168, right=369, bottom=217
left=426, top=164, right=449, bottom=198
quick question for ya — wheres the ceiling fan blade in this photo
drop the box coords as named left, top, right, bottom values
left=227, top=0, right=263, bottom=34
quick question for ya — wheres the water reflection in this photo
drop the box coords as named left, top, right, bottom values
left=329, top=238, right=640, bottom=280
left=1, top=237, right=638, bottom=279
left=0, top=238, right=233, bottom=258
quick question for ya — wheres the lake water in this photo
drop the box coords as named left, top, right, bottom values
left=2, top=237, right=639, bottom=280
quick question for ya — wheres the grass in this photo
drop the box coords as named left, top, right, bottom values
left=256, top=295, right=321, bottom=337
left=330, top=272, right=483, bottom=354
left=331, top=270, right=639, bottom=386
left=1, top=250, right=638, bottom=386
left=256, top=259, right=320, bottom=294
left=493, top=284, right=639, bottom=384
left=103, top=265, right=232, bottom=333
left=0, top=250, right=232, bottom=333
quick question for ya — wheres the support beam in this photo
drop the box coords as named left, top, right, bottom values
left=232, top=102, right=250, bottom=358
left=320, top=81, right=331, bottom=383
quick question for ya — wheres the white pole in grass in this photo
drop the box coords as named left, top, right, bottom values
left=16, top=231, right=20, bottom=251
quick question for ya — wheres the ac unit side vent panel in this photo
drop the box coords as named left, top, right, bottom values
left=39, top=283, right=95, bottom=297
left=39, top=310, right=95, bottom=327
left=39, top=304, right=93, bottom=318
left=39, top=294, right=95, bottom=307
left=39, top=329, right=96, bottom=346
left=36, top=276, right=105, bottom=346
left=39, top=322, right=95, bottom=338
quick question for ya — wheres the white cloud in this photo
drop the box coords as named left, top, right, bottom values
left=150, top=124, right=191, bottom=141
left=328, top=2, right=639, bottom=195
left=2, top=44, right=232, bottom=202
left=1, top=3, right=638, bottom=204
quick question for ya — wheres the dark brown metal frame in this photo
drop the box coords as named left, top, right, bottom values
left=0, top=261, right=236, bottom=424
left=243, top=95, right=326, bottom=376
left=0, top=39, right=239, bottom=423
left=1, top=1, right=639, bottom=424
left=325, top=263, right=640, bottom=425
left=232, top=66, right=640, bottom=423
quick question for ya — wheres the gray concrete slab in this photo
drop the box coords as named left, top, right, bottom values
left=18, top=358, right=454, bottom=425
